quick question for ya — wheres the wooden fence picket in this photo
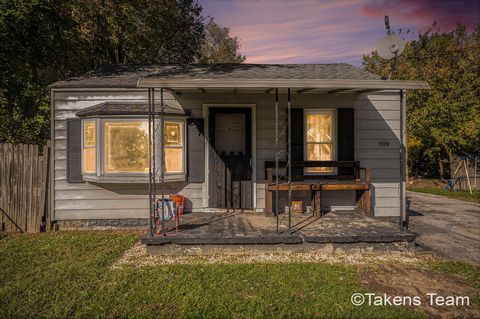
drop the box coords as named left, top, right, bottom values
left=0, top=143, right=50, bottom=233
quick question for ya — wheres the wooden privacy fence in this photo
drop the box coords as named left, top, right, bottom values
left=0, top=143, right=50, bottom=233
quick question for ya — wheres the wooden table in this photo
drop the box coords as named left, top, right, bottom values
left=264, top=161, right=371, bottom=217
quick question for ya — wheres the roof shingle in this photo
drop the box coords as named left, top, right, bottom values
left=76, top=102, right=190, bottom=117
left=50, top=63, right=381, bottom=88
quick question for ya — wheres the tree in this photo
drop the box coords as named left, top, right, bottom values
left=0, top=0, right=245, bottom=145
left=363, top=21, right=480, bottom=179
left=67, top=0, right=206, bottom=68
left=198, top=19, right=246, bottom=64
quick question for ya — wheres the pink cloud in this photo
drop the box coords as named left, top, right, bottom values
left=361, top=0, right=479, bottom=31
left=201, top=0, right=381, bottom=64
left=199, top=0, right=479, bottom=64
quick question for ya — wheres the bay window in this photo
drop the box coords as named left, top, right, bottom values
left=305, top=110, right=336, bottom=173
left=80, top=118, right=186, bottom=181
left=104, top=121, right=149, bottom=173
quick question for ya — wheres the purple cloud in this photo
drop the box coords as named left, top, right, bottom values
left=199, top=0, right=479, bottom=65
left=362, top=0, right=479, bottom=31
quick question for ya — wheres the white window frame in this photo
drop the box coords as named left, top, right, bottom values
left=81, top=119, right=99, bottom=175
left=162, top=118, right=186, bottom=174
left=80, top=116, right=187, bottom=181
left=303, top=109, right=337, bottom=175
left=102, top=118, right=151, bottom=176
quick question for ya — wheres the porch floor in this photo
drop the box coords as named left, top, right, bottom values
left=141, top=211, right=416, bottom=246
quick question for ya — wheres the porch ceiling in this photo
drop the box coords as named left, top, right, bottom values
left=136, top=78, right=430, bottom=94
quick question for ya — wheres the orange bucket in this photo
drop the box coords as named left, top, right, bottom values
left=169, top=194, right=185, bottom=215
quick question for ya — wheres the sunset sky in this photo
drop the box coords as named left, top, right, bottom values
left=199, top=0, right=479, bottom=65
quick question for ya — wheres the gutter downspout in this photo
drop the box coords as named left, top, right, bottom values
left=49, top=89, right=55, bottom=228
left=287, top=88, right=292, bottom=231
left=275, top=88, right=279, bottom=233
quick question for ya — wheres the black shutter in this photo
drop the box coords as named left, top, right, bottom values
left=66, top=118, right=83, bottom=183
left=337, top=108, right=355, bottom=175
left=187, top=118, right=205, bottom=182
left=289, top=108, right=304, bottom=176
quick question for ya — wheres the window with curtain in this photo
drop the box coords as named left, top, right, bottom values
left=104, top=121, right=149, bottom=173
left=79, top=119, right=185, bottom=175
left=164, top=121, right=184, bottom=173
left=82, top=121, right=96, bottom=173
left=81, top=118, right=185, bottom=177
left=305, top=110, right=335, bottom=173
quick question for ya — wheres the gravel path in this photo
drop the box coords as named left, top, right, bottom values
left=408, top=191, right=480, bottom=264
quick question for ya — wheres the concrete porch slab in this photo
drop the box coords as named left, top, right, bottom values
left=141, top=211, right=417, bottom=249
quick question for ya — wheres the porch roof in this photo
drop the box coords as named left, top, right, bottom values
left=75, top=101, right=189, bottom=117
left=50, top=64, right=429, bottom=93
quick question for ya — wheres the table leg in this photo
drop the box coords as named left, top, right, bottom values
left=313, top=190, right=321, bottom=216
left=265, top=184, right=273, bottom=216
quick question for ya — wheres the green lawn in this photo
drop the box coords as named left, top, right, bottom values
left=2, top=231, right=472, bottom=318
left=425, top=260, right=480, bottom=307
left=0, top=232, right=480, bottom=318
left=408, top=187, right=480, bottom=203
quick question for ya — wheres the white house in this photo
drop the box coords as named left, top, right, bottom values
left=49, top=64, right=428, bottom=229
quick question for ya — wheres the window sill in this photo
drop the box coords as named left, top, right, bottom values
left=82, top=174, right=186, bottom=183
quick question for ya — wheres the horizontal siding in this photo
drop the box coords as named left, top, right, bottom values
left=357, top=130, right=400, bottom=140
left=53, top=90, right=201, bottom=220
left=56, top=199, right=150, bottom=210
left=371, top=169, right=400, bottom=179
left=55, top=187, right=203, bottom=200
left=375, top=197, right=400, bottom=207
left=359, top=159, right=399, bottom=169
left=249, top=91, right=401, bottom=216
left=372, top=183, right=400, bottom=218
left=356, top=120, right=399, bottom=130
left=372, top=184, right=400, bottom=197
left=53, top=90, right=402, bottom=220
left=374, top=207, right=400, bottom=217
left=356, top=110, right=401, bottom=120
left=55, top=209, right=149, bottom=220
left=356, top=149, right=399, bottom=159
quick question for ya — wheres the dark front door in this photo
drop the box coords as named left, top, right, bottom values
left=208, top=108, right=252, bottom=209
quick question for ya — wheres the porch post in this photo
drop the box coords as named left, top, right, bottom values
left=160, top=88, right=166, bottom=235
left=275, top=88, right=279, bottom=233
left=399, top=89, right=407, bottom=231
left=287, top=88, right=292, bottom=231
left=148, top=88, right=154, bottom=236
left=153, top=89, right=158, bottom=235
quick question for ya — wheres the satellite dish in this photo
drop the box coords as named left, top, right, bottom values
left=376, top=34, right=406, bottom=60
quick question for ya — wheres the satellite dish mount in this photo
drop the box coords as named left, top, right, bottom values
left=376, top=34, right=406, bottom=80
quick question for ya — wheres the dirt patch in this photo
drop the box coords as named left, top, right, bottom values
left=409, top=178, right=446, bottom=189
left=360, top=264, right=480, bottom=319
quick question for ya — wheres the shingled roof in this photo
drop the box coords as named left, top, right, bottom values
left=50, top=63, right=381, bottom=89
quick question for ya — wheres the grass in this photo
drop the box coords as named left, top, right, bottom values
left=0, top=231, right=427, bottom=318
left=424, top=260, right=480, bottom=307
left=426, top=260, right=480, bottom=289
left=408, top=186, right=480, bottom=203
